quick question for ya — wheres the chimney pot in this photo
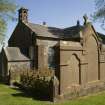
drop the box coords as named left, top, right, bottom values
left=43, top=21, right=46, bottom=26
left=77, top=20, right=80, bottom=26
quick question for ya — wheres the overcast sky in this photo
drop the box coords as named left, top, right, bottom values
left=6, top=0, right=105, bottom=42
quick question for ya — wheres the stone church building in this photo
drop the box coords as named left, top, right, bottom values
left=1, top=7, right=105, bottom=99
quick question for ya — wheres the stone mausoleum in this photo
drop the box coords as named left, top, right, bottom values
left=1, top=7, right=105, bottom=100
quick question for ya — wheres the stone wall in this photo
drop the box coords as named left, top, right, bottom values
left=59, top=42, right=83, bottom=95
left=8, top=61, right=30, bottom=84
left=54, top=23, right=105, bottom=100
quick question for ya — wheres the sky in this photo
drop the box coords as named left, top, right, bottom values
left=6, top=0, right=105, bottom=43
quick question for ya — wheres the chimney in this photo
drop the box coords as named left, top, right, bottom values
left=43, top=21, right=47, bottom=26
left=77, top=20, right=80, bottom=26
left=18, top=7, right=28, bottom=23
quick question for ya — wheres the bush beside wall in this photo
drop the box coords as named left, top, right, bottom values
left=20, top=68, right=54, bottom=99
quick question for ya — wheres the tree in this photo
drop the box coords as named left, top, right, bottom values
left=0, top=0, right=17, bottom=43
left=92, top=0, right=105, bottom=29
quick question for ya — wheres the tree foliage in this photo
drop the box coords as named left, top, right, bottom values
left=0, top=0, right=17, bottom=42
left=92, top=0, right=105, bottom=29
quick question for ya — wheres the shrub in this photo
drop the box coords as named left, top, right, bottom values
left=20, top=68, right=54, bottom=99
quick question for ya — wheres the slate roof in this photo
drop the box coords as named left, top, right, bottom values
left=4, top=47, right=30, bottom=61
left=97, top=32, right=105, bottom=44
left=63, top=25, right=83, bottom=38
left=25, top=22, right=105, bottom=43
left=26, top=22, right=82, bottom=39
left=26, top=23, right=62, bottom=38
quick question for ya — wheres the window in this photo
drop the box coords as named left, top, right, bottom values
left=48, top=47, right=55, bottom=70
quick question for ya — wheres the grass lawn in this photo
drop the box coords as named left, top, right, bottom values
left=0, top=84, right=105, bottom=105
